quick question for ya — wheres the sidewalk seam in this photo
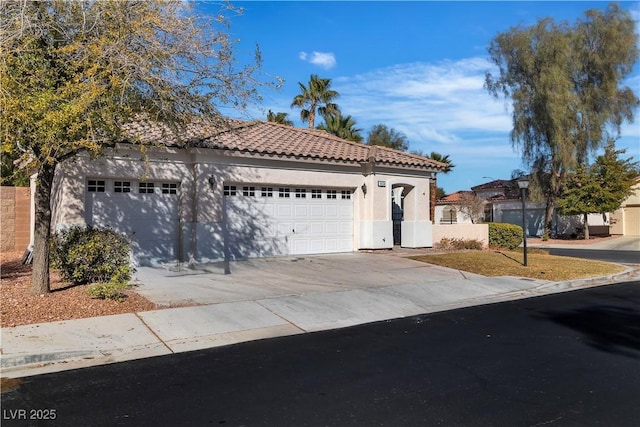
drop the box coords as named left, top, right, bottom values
left=254, top=300, right=308, bottom=333
left=134, top=313, right=174, bottom=354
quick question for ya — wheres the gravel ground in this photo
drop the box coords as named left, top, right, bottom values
left=1, top=252, right=158, bottom=328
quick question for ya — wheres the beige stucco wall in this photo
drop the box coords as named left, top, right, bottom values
left=432, top=223, right=489, bottom=248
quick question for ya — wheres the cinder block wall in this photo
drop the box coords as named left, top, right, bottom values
left=1, top=186, right=31, bottom=252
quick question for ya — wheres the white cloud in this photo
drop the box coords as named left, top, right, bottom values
left=298, top=51, right=337, bottom=69
left=333, top=57, right=512, bottom=145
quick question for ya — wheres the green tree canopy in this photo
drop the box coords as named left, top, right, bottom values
left=485, top=3, right=639, bottom=237
left=366, top=124, right=409, bottom=151
left=316, top=113, right=363, bottom=142
left=1, top=0, right=276, bottom=294
left=557, top=142, right=638, bottom=239
left=290, top=74, right=340, bottom=129
left=266, top=110, right=293, bottom=126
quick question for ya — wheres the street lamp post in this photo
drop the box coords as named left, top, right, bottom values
left=517, top=176, right=530, bottom=267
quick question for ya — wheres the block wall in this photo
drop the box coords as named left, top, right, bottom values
left=1, top=186, right=31, bottom=252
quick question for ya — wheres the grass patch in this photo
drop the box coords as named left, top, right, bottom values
left=410, top=250, right=625, bottom=282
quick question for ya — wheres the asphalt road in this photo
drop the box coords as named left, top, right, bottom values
left=2, top=281, right=639, bottom=427
left=546, top=248, right=639, bottom=264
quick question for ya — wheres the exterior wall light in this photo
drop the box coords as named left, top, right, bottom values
left=361, top=183, right=367, bottom=196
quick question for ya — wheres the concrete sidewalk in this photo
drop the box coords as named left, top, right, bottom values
left=1, top=250, right=636, bottom=379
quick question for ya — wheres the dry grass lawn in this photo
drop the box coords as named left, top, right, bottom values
left=410, top=250, right=625, bottom=281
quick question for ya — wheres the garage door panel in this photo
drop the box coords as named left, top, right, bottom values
left=325, top=222, right=338, bottom=234
left=340, top=205, right=353, bottom=217
left=325, top=205, right=338, bottom=217
left=308, top=239, right=324, bottom=253
left=339, top=221, right=352, bottom=234
left=261, top=203, right=276, bottom=217
left=309, top=222, right=324, bottom=235
left=294, top=205, right=308, bottom=217
left=325, top=239, right=339, bottom=251
left=338, top=238, right=352, bottom=251
left=310, top=206, right=324, bottom=217
left=277, top=204, right=293, bottom=218
left=292, top=239, right=309, bottom=254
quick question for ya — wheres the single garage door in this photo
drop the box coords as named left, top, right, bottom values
left=225, top=185, right=353, bottom=257
left=624, top=207, right=640, bottom=236
left=502, top=208, right=545, bottom=237
left=84, top=179, right=180, bottom=266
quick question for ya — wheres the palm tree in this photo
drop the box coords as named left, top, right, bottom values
left=291, top=74, right=340, bottom=129
left=316, top=113, right=363, bottom=142
left=427, top=152, right=455, bottom=173
left=266, top=110, right=293, bottom=126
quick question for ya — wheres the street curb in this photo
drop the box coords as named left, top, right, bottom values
left=534, top=265, right=636, bottom=293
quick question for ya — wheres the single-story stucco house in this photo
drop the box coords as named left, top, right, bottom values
left=435, top=178, right=610, bottom=237
left=47, top=119, right=445, bottom=266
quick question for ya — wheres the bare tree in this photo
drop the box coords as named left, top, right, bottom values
left=457, top=192, right=486, bottom=224
left=1, top=0, right=280, bottom=294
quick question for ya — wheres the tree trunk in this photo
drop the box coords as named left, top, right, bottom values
left=429, top=177, right=437, bottom=223
left=308, top=109, right=315, bottom=129
left=583, top=213, right=590, bottom=240
left=543, top=199, right=555, bottom=240
left=31, top=162, right=56, bottom=295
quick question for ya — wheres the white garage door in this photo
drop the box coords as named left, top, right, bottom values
left=225, top=185, right=353, bottom=257
left=84, top=179, right=180, bottom=266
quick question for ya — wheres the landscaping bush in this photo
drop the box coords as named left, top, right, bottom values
left=51, top=226, right=133, bottom=300
left=435, top=237, right=484, bottom=251
left=488, top=222, right=523, bottom=250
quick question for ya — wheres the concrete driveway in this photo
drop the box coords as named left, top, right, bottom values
left=133, top=252, right=479, bottom=307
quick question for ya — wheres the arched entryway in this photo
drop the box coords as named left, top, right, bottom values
left=391, top=183, right=415, bottom=246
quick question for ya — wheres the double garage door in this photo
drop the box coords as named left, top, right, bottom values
left=85, top=179, right=354, bottom=264
left=225, top=185, right=354, bottom=257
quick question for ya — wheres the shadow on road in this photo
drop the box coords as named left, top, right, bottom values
left=540, top=305, right=640, bottom=359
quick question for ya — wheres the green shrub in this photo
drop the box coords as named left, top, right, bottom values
left=87, top=278, right=128, bottom=302
left=436, top=238, right=484, bottom=251
left=51, top=226, right=133, bottom=300
left=488, top=222, right=523, bottom=250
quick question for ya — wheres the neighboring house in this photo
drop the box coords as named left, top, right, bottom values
left=610, top=176, right=640, bottom=236
left=434, top=191, right=476, bottom=225
left=435, top=178, right=610, bottom=237
left=48, top=119, right=444, bottom=266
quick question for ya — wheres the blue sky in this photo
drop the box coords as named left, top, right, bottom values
left=200, top=1, right=640, bottom=194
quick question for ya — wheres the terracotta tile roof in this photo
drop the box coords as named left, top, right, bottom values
left=471, top=179, right=513, bottom=191
left=122, top=119, right=446, bottom=170
left=471, top=179, right=522, bottom=200
left=436, top=191, right=473, bottom=204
